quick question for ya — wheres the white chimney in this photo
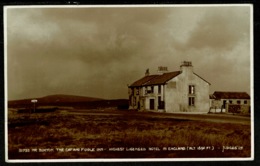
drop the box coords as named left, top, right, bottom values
left=180, top=61, right=193, bottom=74
left=157, top=66, right=168, bottom=74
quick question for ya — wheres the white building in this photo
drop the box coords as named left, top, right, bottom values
left=128, top=61, right=211, bottom=113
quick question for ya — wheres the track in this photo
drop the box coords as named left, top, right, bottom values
left=64, top=109, right=251, bottom=125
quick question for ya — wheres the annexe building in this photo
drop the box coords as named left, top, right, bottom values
left=128, top=61, right=210, bottom=113
left=209, top=91, right=250, bottom=113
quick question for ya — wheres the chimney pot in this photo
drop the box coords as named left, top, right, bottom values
left=180, top=61, right=192, bottom=67
left=180, top=61, right=193, bottom=73
left=158, top=66, right=168, bottom=74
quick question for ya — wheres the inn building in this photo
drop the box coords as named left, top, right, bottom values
left=128, top=61, right=210, bottom=113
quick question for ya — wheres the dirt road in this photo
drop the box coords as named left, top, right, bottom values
left=65, top=109, right=251, bottom=125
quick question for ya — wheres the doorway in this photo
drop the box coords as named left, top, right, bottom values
left=150, top=99, right=154, bottom=110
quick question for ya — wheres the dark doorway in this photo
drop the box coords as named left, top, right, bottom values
left=223, top=100, right=226, bottom=109
left=150, top=99, right=154, bottom=110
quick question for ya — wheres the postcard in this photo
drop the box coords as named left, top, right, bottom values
left=4, top=4, right=254, bottom=162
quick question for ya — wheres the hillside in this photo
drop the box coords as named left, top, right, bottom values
left=39, top=94, right=104, bottom=103
left=8, top=94, right=128, bottom=110
left=8, top=94, right=103, bottom=107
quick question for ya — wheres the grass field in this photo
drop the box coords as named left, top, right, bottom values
left=7, top=108, right=251, bottom=159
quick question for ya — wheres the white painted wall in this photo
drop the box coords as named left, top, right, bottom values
left=165, top=71, right=210, bottom=113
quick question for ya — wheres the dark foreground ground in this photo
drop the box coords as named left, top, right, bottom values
left=7, top=108, right=251, bottom=160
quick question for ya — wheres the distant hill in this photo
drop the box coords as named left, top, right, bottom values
left=8, top=94, right=129, bottom=110
left=8, top=94, right=103, bottom=107
left=39, top=94, right=104, bottom=103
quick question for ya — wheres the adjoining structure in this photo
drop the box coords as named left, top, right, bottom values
left=209, top=91, right=250, bottom=114
left=128, top=61, right=210, bottom=113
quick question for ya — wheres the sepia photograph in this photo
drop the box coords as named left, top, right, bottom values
left=4, top=4, right=253, bottom=162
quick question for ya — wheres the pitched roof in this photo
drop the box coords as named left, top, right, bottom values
left=209, top=94, right=216, bottom=99
left=129, top=75, right=158, bottom=87
left=144, top=71, right=181, bottom=86
left=193, top=73, right=211, bottom=85
left=129, top=70, right=210, bottom=87
left=129, top=71, right=181, bottom=87
left=213, top=91, right=250, bottom=100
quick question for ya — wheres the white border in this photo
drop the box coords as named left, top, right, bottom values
left=3, top=4, right=254, bottom=8
left=4, top=4, right=254, bottom=163
left=4, top=5, right=8, bottom=163
left=250, top=3, right=254, bottom=161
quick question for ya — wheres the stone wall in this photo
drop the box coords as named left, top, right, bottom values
left=227, top=104, right=250, bottom=114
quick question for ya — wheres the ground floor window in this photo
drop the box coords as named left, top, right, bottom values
left=133, top=97, right=136, bottom=106
left=158, top=96, right=165, bottom=109
left=188, top=97, right=195, bottom=106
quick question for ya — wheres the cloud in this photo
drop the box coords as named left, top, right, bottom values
left=184, top=7, right=250, bottom=51
left=7, top=8, right=59, bottom=44
left=6, top=6, right=251, bottom=100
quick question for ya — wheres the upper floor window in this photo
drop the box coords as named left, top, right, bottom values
left=244, top=100, right=247, bottom=104
left=158, top=85, right=161, bottom=94
left=189, top=85, right=195, bottom=94
left=136, top=88, right=139, bottom=95
left=237, top=100, right=241, bottom=104
left=129, top=88, right=133, bottom=95
left=145, top=86, right=154, bottom=94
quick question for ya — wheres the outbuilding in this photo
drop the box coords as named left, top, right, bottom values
left=209, top=91, right=250, bottom=113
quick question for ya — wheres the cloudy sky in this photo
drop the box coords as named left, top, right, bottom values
left=6, top=5, right=252, bottom=100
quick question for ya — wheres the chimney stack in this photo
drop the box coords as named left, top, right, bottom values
left=180, top=61, right=192, bottom=67
left=157, top=66, right=168, bottom=74
left=180, top=61, right=193, bottom=74
left=145, top=68, right=150, bottom=76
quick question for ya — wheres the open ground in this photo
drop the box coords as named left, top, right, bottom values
left=7, top=108, right=251, bottom=159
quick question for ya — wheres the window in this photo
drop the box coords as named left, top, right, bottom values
left=237, top=100, right=241, bottom=104
left=161, top=101, right=165, bottom=109
left=189, top=97, right=195, bottom=106
left=158, top=96, right=161, bottom=108
left=189, top=85, right=195, bottom=94
left=244, top=100, right=247, bottom=104
left=158, top=96, right=165, bottom=109
left=129, top=88, right=133, bottom=95
left=136, top=88, right=139, bottom=95
left=158, top=85, right=161, bottom=94
left=146, top=86, right=154, bottom=94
